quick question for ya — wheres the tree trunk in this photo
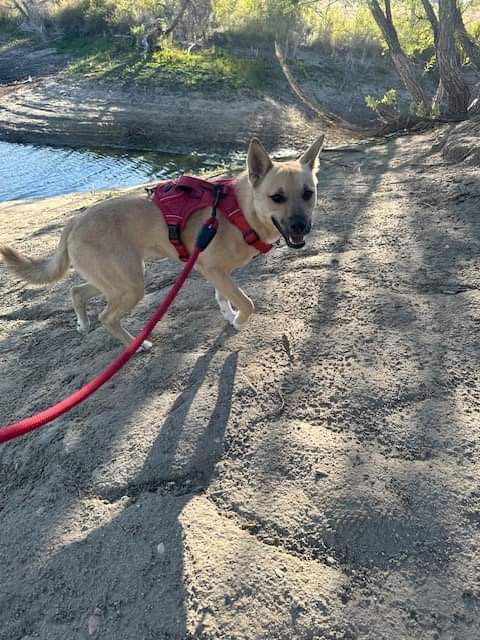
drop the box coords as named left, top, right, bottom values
left=11, top=1, right=29, bottom=21
left=420, top=0, right=439, bottom=46
left=454, top=4, right=480, bottom=71
left=368, top=0, right=431, bottom=110
left=432, top=79, right=445, bottom=113
left=163, top=0, right=193, bottom=39
left=144, top=0, right=193, bottom=54
left=437, top=0, right=470, bottom=117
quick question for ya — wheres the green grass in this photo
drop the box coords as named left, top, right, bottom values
left=0, top=24, right=38, bottom=49
left=59, top=37, right=278, bottom=91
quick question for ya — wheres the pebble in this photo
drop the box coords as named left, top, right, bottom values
left=88, top=608, right=102, bottom=635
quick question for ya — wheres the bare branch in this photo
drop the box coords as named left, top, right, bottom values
left=420, top=0, right=439, bottom=45
left=163, top=0, right=193, bottom=39
left=274, top=40, right=360, bottom=132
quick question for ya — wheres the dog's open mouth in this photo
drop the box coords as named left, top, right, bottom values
left=271, top=217, right=306, bottom=249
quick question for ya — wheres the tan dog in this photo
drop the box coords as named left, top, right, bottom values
left=0, top=136, right=324, bottom=350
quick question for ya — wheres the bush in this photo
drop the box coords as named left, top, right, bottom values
left=214, top=0, right=304, bottom=42
left=50, top=0, right=174, bottom=39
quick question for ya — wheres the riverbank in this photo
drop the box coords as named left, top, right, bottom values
left=2, top=131, right=480, bottom=639
left=0, top=35, right=407, bottom=153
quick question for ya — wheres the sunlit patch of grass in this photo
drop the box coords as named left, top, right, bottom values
left=60, top=37, right=277, bottom=91
left=0, top=26, right=40, bottom=53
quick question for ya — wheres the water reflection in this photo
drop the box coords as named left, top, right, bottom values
left=0, top=141, right=226, bottom=202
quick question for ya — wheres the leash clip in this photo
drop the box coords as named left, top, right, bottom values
left=196, top=217, right=219, bottom=251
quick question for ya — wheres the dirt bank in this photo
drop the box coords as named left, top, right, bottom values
left=2, top=132, right=480, bottom=639
left=0, top=38, right=410, bottom=153
left=0, top=74, right=331, bottom=153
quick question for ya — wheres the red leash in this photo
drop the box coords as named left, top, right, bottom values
left=0, top=215, right=219, bottom=445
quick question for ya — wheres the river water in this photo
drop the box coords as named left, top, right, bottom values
left=0, top=140, right=227, bottom=202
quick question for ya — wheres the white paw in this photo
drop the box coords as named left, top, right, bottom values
left=232, top=311, right=248, bottom=331
left=76, top=319, right=90, bottom=335
left=219, top=301, right=235, bottom=324
left=137, top=340, right=153, bottom=352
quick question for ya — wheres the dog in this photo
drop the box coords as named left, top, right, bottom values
left=0, top=135, right=324, bottom=350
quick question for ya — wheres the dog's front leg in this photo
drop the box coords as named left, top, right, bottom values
left=201, top=269, right=254, bottom=330
left=215, top=289, right=236, bottom=324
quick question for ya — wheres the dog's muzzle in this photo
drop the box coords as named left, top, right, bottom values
left=272, top=216, right=310, bottom=249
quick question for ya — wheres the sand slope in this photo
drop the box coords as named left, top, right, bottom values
left=1, top=133, right=480, bottom=639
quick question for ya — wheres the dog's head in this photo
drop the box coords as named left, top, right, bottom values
left=246, top=135, right=325, bottom=248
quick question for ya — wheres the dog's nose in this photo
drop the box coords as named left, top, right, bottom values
left=288, top=216, right=310, bottom=235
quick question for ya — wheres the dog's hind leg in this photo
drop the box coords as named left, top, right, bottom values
left=99, top=287, right=152, bottom=351
left=70, top=243, right=150, bottom=350
left=71, top=283, right=101, bottom=334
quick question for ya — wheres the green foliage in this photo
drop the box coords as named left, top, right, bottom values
left=304, top=4, right=381, bottom=52
left=214, top=0, right=302, bottom=41
left=1, top=0, right=480, bottom=96
left=3, top=0, right=479, bottom=56
left=51, top=0, right=165, bottom=38
left=62, top=38, right=277, bottom=90
left=0, top=5, right=22, bottom=35
left=365, top=88, right=397, bottom=112
left=212, top=0, right=440, bottom=55
left=390, top=0, right=435, bottom=57
left=412, top=99, right=438, bottom=119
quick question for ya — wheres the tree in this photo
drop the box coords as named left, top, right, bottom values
left=420, top=0, right=439, bottom=46
left=8, top=0, right=48, bottom=40
left=369, top=0, right=472, bottom=119
left=141, top=0, right=194, bottom=56
left=436, top=0, right=470, bottom=116
left=420, top=0, right=480, bottom=72
left=454, top=2, right=480, bottom=71
left=367, top=0, right=431, bottom=111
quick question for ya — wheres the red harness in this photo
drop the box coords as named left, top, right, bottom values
left=152, top=176, right=272, bottom=261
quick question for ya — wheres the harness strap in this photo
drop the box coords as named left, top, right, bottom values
left=224, top=209, right=272, bottom=254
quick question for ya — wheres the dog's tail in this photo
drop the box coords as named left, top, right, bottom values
left=0, top=220, right=74, bottom=285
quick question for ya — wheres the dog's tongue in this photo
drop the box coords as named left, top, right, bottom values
left=289, top=233, right=305, bottom=247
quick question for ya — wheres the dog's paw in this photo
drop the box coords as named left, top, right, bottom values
left=76, top=319, right=90, bottom=335
left=232, top=311, right=248, bottom=331
left=137, top=340, right=153, bottom=352
left=219, top=301, right=235, bottom=324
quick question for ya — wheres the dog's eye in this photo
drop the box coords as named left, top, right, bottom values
left=270, top=193, right=286, bottom=204
left=302, top=190, right=314, bottom=201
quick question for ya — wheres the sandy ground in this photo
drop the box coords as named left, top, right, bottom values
left=1, top=132, right=480, bottom=639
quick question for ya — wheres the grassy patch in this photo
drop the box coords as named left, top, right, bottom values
left=0, top=23, right=37, bottom=48
left=60, top=37, right=278, bottom=91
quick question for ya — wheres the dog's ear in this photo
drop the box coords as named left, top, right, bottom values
left=247, top=138, right=273, bottom=186
left=299, top=135, right=325, bottom=172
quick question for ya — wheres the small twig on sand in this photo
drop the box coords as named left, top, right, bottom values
left=274, top=390, right=286, bottom=417
left=242, top=374, right=258, bottom=395
left=281, top=334, right=294, bottom=363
